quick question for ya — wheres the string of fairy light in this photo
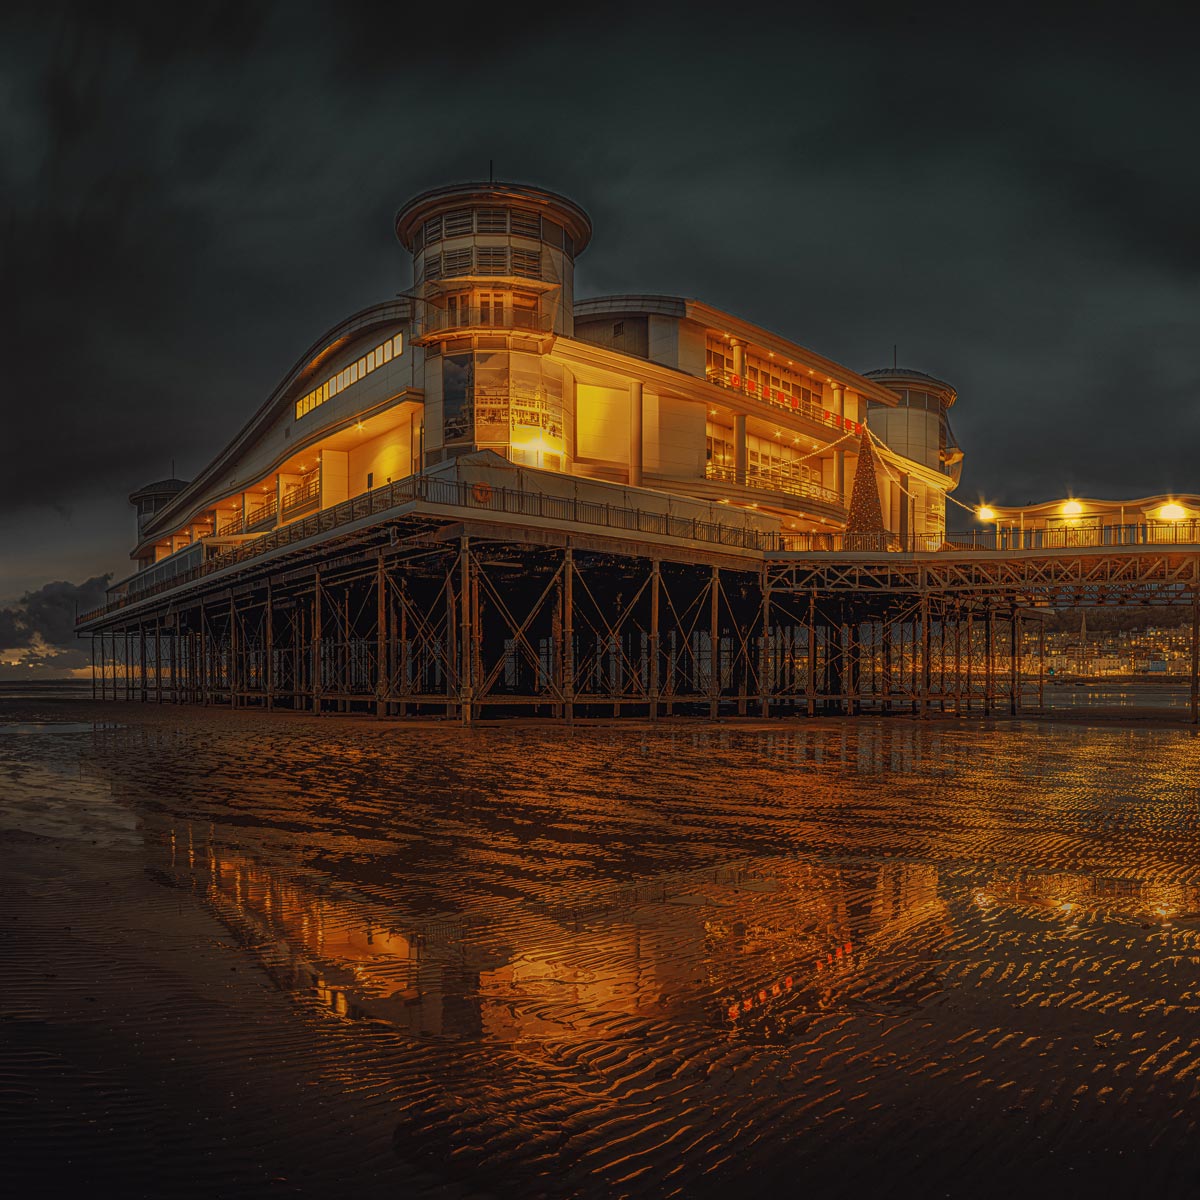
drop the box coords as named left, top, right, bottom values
left=865, top=424, right=1196, bottom=526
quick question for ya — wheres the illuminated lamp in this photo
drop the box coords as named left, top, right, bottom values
left=1158, top=502, right=1187, bottom=521
left=977, top=506, right=996, bottom=521
left=1062, top=499, right=1083, bottom=516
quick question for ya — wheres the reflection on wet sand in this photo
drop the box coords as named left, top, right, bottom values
left=6, top=706, right=1200, bottom=1196
left=171, top=821, right=962, bottom=1045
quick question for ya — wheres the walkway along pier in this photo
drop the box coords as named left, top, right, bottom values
left=78, top=460, right=1200, bottom=723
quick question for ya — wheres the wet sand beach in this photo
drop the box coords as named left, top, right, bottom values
left=2, top=700, right=1199, bottom=1197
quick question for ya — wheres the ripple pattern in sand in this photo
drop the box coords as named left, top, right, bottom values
left=4, top=707, right=1200, bottom=1196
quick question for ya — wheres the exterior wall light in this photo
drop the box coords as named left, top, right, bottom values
left=977, top=505, right=996, bottom=521
left=1158, top=502, right=1187, bottom=521
left=1062, top=499, right=1083, bottom=516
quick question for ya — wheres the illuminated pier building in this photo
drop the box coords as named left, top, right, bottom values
left=116, top=181, right=959, bottom=587
left=78, top=181, right=1200, bottom=720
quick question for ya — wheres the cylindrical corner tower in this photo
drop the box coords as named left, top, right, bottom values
left=396, top=182, right=592, bottom=470
left=863, top=368, right=962, bottom=484
left=129, top=478, right=189, bottom=537
left=395, top=181, right=591, bottom=340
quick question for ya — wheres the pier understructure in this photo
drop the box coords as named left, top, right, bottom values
left=80, top=471, right=1200, bottom=722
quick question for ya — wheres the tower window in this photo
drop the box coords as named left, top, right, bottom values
left=443, top=209, right=473, bottom=237
left=477, top=208, right=508, bottom=233
left=442, top=248, right=473, bottom=276
left=510, top=210, right=540, bottom=238
left=511, top=249, right=541, bottom=278
left=477, top=246, right=508, bottom=275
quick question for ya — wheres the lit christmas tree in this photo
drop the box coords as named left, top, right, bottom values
left=845, top=426, right=888, bottom=550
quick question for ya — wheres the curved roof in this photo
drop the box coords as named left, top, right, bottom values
left=574, top=294, right=688, bottom=319
left=865, top=367, right=958, bottom=407
left=138, top=299, right=411, bottom=549
left=129, top=478, right=189, bottom=503
left=395, top=180, right=593, bottom=255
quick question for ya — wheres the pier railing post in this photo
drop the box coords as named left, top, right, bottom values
left=375, top=551, right=386, bottom=719
left=709, top=566, right=720, bottom=720
left=265, top=579, right=274, bottom=712
left=649, top=558, right=660, bottom=721
left=1009, top=608, right=1020, bottom=716
left=919, top=575, right=931, bottom=720
left=459, top=535, right=472, bottom=725
left=806, top=590, right=817, bottom=718
left=1191, top=573, right=1199, bottom=725
left=563, top=547, right=575, bottom=723
left=312, top=569, right=322, bottom=715
left=759, top=567, right=770, bottom=718
left=984, top=604, right=994, bottom=717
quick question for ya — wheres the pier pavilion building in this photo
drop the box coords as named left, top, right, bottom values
left=80, top=180, right=1003, bottom=721
left=112, top=180, right=961, bottom=594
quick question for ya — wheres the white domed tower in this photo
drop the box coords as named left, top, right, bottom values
left=395, top=182, right=592, bottom=470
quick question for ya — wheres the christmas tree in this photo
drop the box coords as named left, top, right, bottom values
left=845, top=426, right=888, bottom=550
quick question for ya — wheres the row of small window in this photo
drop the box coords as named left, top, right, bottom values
left=295, top=332, right=404, bottom=420
left=422, top=246, right=542, bottom=282
left=416, top=208, right=573, bottom=254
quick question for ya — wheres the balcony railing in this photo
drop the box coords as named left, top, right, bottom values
left=420, top=307, right=552, bottom=336
left=282, top=475, right=320, bottom=519
left=245, top=495, right=278, bottom=532
left=705, top=370, right=863, bottom=437
left=705, top=462, right=843, bottom=507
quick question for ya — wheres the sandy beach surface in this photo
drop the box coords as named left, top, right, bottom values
left=2, top=699, right=1199, bottom=1197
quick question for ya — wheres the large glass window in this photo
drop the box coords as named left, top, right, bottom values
left=443, top=354, right=475, bottom=445
left=441, top=351, right=566, bottom=469
left=474, top=351, right=509, bottom=444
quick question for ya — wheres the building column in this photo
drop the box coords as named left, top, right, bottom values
left=629, top=380, right=644, bottom=487
left=832, top=383, right=846, bottom=502
left=731, top=339, right=745, bottom=382
left=734, top=413, right=747, bottom=485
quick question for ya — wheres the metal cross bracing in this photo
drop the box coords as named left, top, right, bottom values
left=85, top=534, right=1200, bottom=722
left=768, top=546, right=1200, bottom=608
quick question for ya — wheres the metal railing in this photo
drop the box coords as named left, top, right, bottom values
left=245, top=495, right=278, bottom=531
left=777, top=523, right=1200, bottom=554
left=705, top=462, right=843, bottom=507
left=420, top=307, right=552, bottom=336
left=79, top=494, right=1200, bottom=627
left=281, top=475, right=320, bottom=518
left=79, top=475, right=776, bottom=625
left=704, top=370, right=862, bottom=437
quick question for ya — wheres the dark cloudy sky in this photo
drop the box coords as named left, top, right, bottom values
left=4, top=1, right=1200, bottom=670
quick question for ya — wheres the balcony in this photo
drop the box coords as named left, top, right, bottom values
left=418, top=306, right=552, bottom=339
left=282, top=475, right=320, bottom=520
left=705, top=462, right=843, bottom=508
left=704, top=369, right=863, bottom=438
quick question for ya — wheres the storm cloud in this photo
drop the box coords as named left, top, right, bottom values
left=4, top=1, right=1200, bottom=601
left=0, top=575, right=111, bottom=651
